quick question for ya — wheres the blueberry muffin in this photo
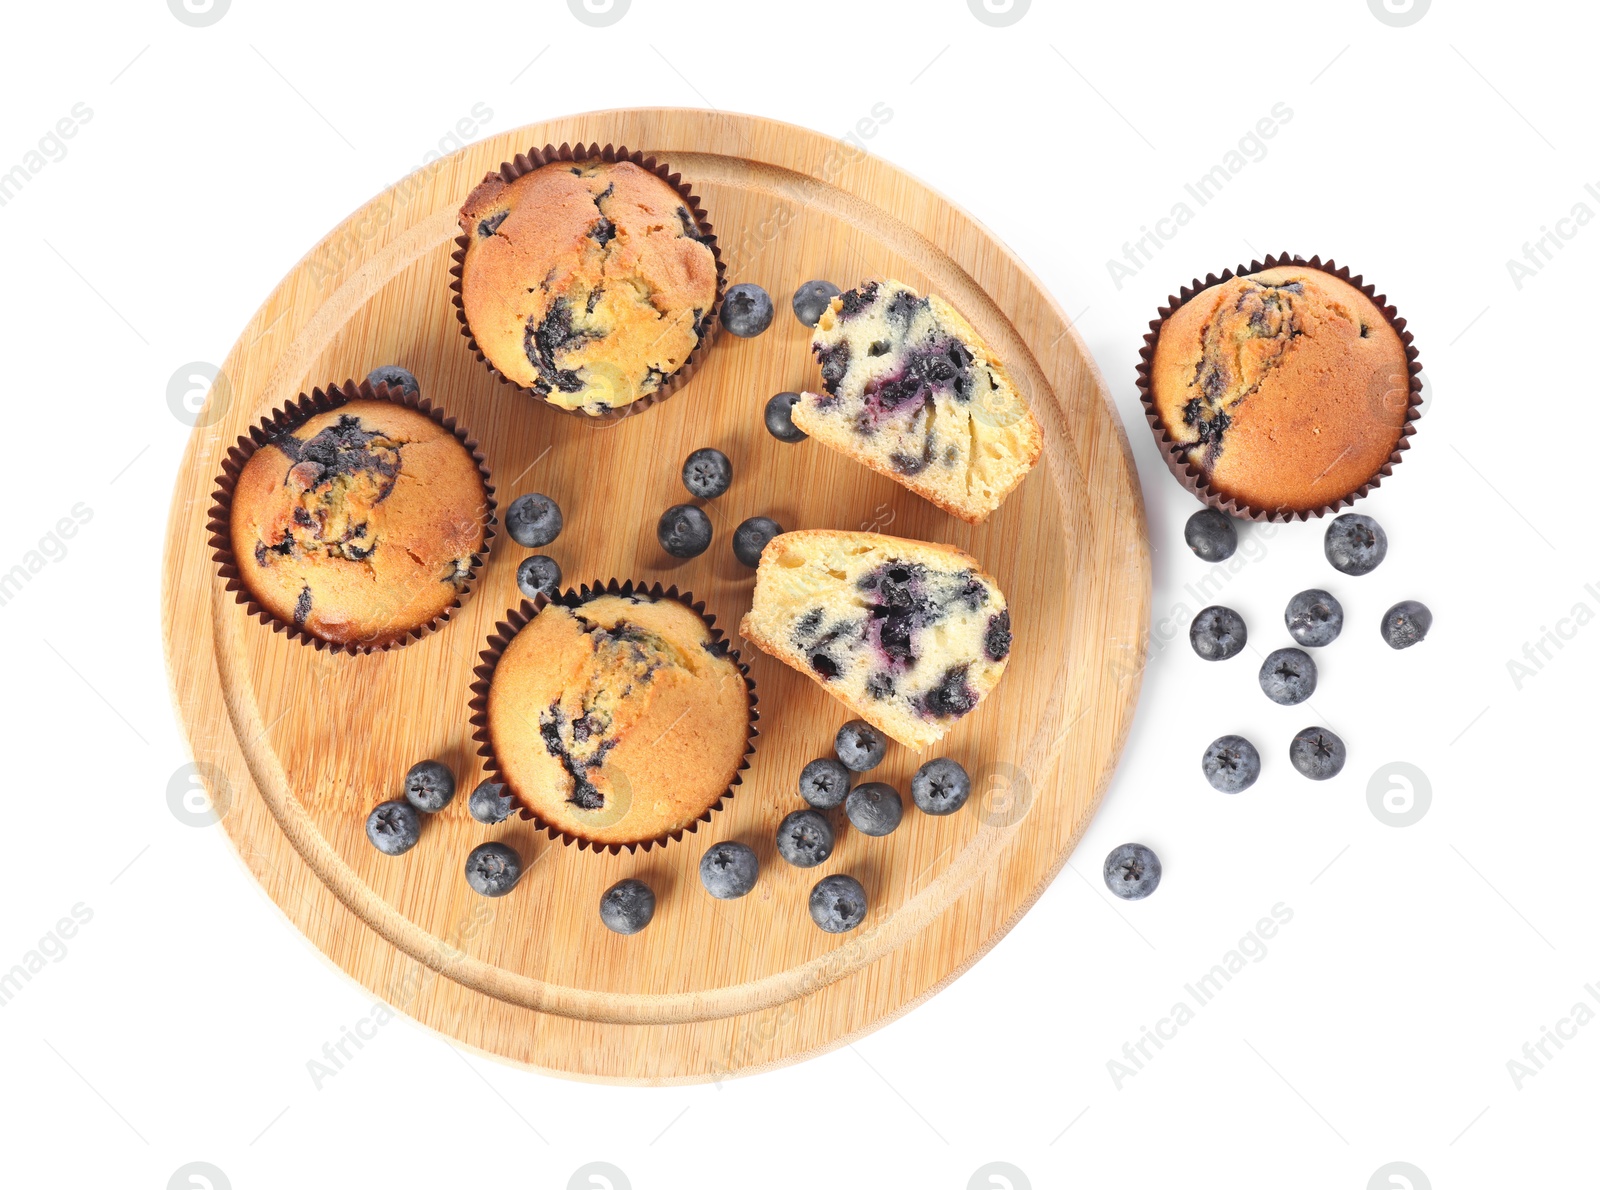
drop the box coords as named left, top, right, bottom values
left=741, top=530, right=1011, bottom=749
left=1149, top=266, right=1410, bottom=513
left=231, top=400, right=489, bottom=648
left=457, top=159, right=718, bottom=416
left=486, top=591, right=751, bottom=847
left=798, top=279, right=1042, bottom=523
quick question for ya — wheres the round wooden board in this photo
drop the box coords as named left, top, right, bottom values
left=161, top=109, right=1150, bottom=1084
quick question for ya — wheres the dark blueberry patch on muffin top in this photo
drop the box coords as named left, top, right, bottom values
left=255, top=414, right=404, bottom=567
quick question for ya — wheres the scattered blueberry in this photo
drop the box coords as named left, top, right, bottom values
left=464, top=841, right=523, bottom=897
left=1285, top=588, right=1344, bottom=648
left=682, top=447, right=733, bottom=499
left=1190, top=605, right=1248, bottom=661
left=792, top=279, right=841, bottom=328
left=834, top=720, right=888, bottom=772
left=1184, top=508, right=1237, bottom=562
left=721, top=283, right=774, bottom=338
left=1289, top=726, right=1346, bottom=780
left=699, top=841, right=759, bottom=900
left=1324, top=513, right=1387, bottom=576
left=505, top=493, right=563, bottom=548
left=366, top=800, right=421, bottom=856
left=775, top=809, right=834, bottom=868
left=846, top=782, right=903, bottom=837
left=732, top=516, right=782, bottom=567
left=1201, top=735, right=1261, bottom=794
left=658, top=504, right=713, bottom=559
left=1259, top=647, right=1318, bottom=706
left=799, top=758, right=852, bottom=809
left=403, top=760, right=455, bottom=813
left=809, top=873, right=868, bottom=933
left=599, top=878, right=656, bottom=934
left=365, top=364, right=419, bottom=399
left=764, top=391, right=809, bottom=443
left=1103, top=843, right=1162, bottom=900
left=467, top=779, right=516, bottom=825
left=910, top=758, right=971, bottom=815
left=516, top=554, right=562, bottom=601
left=1380, top=600, right=1432, bottom=649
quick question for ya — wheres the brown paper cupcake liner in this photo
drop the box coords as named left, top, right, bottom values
left=206, top=378, right=498, bottom=655
left=1135, top=252, right=1423, bottom=522
left=467, top=579, right=759, bottom=855
left=449, top=142, right=725, bottom=424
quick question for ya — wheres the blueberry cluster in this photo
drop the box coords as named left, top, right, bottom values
left=363, top=759, right=529, bottom=899
left=506, top=491, right=565, bottom=602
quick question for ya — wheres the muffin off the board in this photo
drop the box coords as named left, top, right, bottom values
left=741, top=530, right=1012, bottom=750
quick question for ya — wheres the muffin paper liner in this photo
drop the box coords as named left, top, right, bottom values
left=467, top=579, right=760, bottom=855
left=206, top=378, right=498, bottom=655
left=1135, top=252, right=1423, bottom=522
left=449, top=142, right=725, bottom=424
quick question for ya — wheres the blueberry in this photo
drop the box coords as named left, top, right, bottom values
left=845, top=782, right=903, bottom=837
left=467, top=779, right=516, bottom=825
left=792, top=280, right=841, bottom=328
left=775, top=809, right=834, bottom=868
left=1324, top=513, right=1387, bottom=576
left=403, top=760, right=455, bottom=813
left=764, top=391, right=809, bottom=443
left=599, top=878, right=656, bottom=934
left=1184, top=508, right=1237, bottom=562
left=1259, top=647, right=1318, bottom=706
left=464, top=841, right=523, bottom=897
left=682, top=447, right=733, bottom=499
left=1285, top=588, right=1343, bottom=647
left=365, top=364, right=419, bottom=399
left=721, top=283, right=774, bottom=338
left=658, top=504, right=713, bottom=559
left=366, top=799, right=421, bottom=856
left=1103, top=843, right=1162, bottom=900
left=1380, top=600, right=1432, bottom=649
left=834, top=719, right=887, bottom=772
left=699, top=841, right=759, bottom=900
left=1201, top=735, right=1261, bottom=793
left=809, top=873, right=867, bottom=933
left=910, top=758, right=971, bottom=815
left=505, top=493, right=563, bottom=548
left=1289, top=726, right=1346, bottom=780
left=799, top=757, right=852, bottom=809
left=1190, top=605, right=1247, bottom=661
left=516, top=554, right=562, bottom=601
left=732, top=516, right=782, bottom=568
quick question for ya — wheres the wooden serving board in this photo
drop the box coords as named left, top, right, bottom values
left=161, top=109, right=1150, bottom=1083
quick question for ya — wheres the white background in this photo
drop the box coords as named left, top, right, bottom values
left=0, top=1, right=1594, bottom=1187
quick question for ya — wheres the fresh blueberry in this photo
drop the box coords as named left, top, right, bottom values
left=403, top=760, right=455, bottom=813
left=1103, top=843, right=1162, bottom=900
left=910, top=758, right=971, bottom=815
left=1285, top=588, right=1344, bottom=647
left=699, top=841, right=759, bottom=900
left=464, top=841, right=523, bottom=897
left=516, top=554, right=562, bottom=601
left=1201, top=735, right=1261, bottom=793
left=658, top=504, right=713, bottom=559
left=764, top=391, right=809, bottom=443
left=775, top=809, right=834, bottom=868
left=505, top=493, right=563, bottom=548
left=1380, top=600, right=1432, bottom=649
left=732, top=516, right=783, bottom=567
left=1190, top=605, right=1248, bottom=661
left=834, top=719, right=888, bottom=772
left=809, top=873, right=867, bottom=933
left=467, top=779, right=516, bottom=825
left=1289, top=726, right=1346, bottom=780
left=799, top=758, right=852, bottom=809
left=365, top=364, right=419, bottom=399
left=792, top=280, right=841, bottom=328
left=1324, top=513, right=1387, bottom=576
left=1184, top=508, right=1237, bottom=562
left=599, top=878, right=656, bottom=934
left=366, top=799, right=421, bottom=856
left=681, top=447, right=733, bottom=499
left=721, top=283, right=774, bottom=338
left=1259, top=647, right=1318, bottom=706
left=846, top=782, right=903, bottom=837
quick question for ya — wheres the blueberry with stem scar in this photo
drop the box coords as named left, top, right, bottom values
left=792, top=280, right=841, bottom=327
left=403, top=759, right=455, bottom=813
left=682, top=447, right=733, bottom=499
left=1104, top=843, right=1161, bottom=900
left=1380, top=600, right=1432, bottom=649
left=1190, top=605, right=1247, bottom=661
left=1289, top=726, right=1346, bottom=780
left=505, top=493, right=563, bottom=548
left=721, top=283, right=774, bottom=338
left=366, top=800, right=421, bottom=856
left=464, top=841, right=522, bottom=897
left=1259, top=647, right=1318, bottom=706
left=809, top=874, right=867, bottom=933
left=1324, top=513, right=1387, bottom=576
left=776, top=809, right=834, bottom=868
left=799, top=758, right=852, bottom=809
left=732, top=516, right=782, bottom=567
left=658, top=504, right=713, bottom=559
left=910, top=757, right=971, bottom=815
left=516, top=555, right=562, bottom=601
left=1285, top=589, right=1343, bottom=647
left=1201, top=735, right=1260, bottom=793
left=699, top=841, right=759, bottom=899
left=834, top=719, right=887, bottom=772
